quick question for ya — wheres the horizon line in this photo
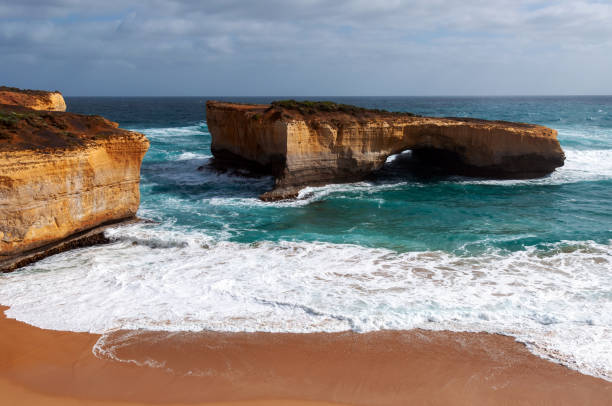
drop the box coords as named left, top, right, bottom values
left=62, top=94, right=612, bottom=98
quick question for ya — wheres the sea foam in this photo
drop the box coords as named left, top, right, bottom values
left=1, top=109, right=611, bottom=382
left=457, top=149, right=612, bottom=186
left=1, top=223, right=610, bottom=380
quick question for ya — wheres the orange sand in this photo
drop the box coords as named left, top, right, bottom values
left=0, top=306, right=610, bottom=405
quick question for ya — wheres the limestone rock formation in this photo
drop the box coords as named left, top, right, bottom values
left=0, top=86, right=67, bottom=111
left=0, top=104, right=149, bottom=272
left=206, top=100, right=565, bottom=201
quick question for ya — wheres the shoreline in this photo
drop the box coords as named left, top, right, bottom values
left=1, top=306, right=610, bottom=405
left=0, top=217, right=142, bottom=273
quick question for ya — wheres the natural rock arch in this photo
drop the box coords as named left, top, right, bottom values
left=206, top=101, right=565, bottom=200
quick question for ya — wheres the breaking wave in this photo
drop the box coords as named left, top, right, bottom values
left=1, top=223, right=610, bottom=380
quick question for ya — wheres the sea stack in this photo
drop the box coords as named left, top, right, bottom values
left=0, top=86, right=67, bottom=112
left=206, top=100, right=565, bottom=200
left=0, top=89, right=149, bottom=272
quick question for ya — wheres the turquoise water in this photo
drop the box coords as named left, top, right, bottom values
left=1, top=96, right=611, bottom=379
left=71, top=96, right=612, bottom=253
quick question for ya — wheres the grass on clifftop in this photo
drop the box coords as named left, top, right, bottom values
left=0, top=86, right=59, bottom=95
left=0, top=111, right=19, bottom=127
left=0, top=109, right=73, bottom=134
left=270, top=100, right=417, bottom=116
left=0, top=110, right=46, bottom=129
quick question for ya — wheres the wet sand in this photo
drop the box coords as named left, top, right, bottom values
left=1, top=306, right=610, bottom=405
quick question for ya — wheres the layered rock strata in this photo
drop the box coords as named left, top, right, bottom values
left=206, top=101, right=565, bottom=200
left=0, top=86, right=66, bottom=111
left=0, top=104, right=149, bottom=272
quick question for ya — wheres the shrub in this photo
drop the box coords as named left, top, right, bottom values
left=270, top=99, right=417, bottom=116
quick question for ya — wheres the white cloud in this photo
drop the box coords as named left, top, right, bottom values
left=0, top=0, right=611, bottom=95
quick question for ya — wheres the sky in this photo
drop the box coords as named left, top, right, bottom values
left=1, top=0, right=612, bottom=96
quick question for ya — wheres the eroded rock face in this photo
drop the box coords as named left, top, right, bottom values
left=206, top=101, right=565, bottom=200
left=0, top=104, right=149, bottom=271
left=0, top=86, right=67, bottom=112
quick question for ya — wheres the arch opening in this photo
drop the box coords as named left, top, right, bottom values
left=375, top=147, right=473, bottom=182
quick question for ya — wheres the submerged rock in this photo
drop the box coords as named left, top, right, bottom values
left=0, top=102, right=149, bottom=272
left=206, top=100, right=565, bottom=200
left=0, top=86, right=67, bottom=112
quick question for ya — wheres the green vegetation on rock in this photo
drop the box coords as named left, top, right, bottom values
left=0, top=86, right=58, bottom=95
left=0, top=111, right=20, bottom=128
left=0, top=110, right=47, bottom=129
left=270, top=99, right=417, bottom=116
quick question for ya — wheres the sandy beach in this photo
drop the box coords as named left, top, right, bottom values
left=3, top=1, right=612, bottom=404
left=1, top=306, right=610, bottom=405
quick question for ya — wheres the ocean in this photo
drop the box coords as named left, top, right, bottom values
left=1, top=96, right=611, bottom=380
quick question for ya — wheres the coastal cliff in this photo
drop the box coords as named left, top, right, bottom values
left=0, top=86, right=67, bottom=111
left=206, top=100, right=565, bottom=200
left=0, top=104, right=149, bottom=272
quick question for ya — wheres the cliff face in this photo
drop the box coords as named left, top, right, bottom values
left=206, top=101, right=565, bottom=200
left=0, top=104, right=149, bottom=271
left=0, top=86, right=67, bottom=111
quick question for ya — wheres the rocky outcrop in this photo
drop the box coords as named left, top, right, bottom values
left=0, top=86, right=66, bottom=111
left=206, top=100, right=565, bottom=200
left=0, top=104, right=149, bottom=272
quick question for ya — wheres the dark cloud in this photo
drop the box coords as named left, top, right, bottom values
left=1, top=0, right=611, bottom=95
